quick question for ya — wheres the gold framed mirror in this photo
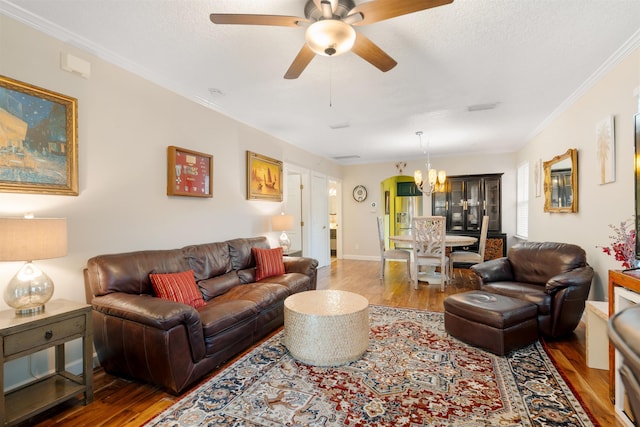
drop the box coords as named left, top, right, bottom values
left=543, top=148, right=578, bottom=213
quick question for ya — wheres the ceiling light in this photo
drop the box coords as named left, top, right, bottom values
left=305, top=19, right=356, bottom=56
left=414, top=131, right=446, bottom=197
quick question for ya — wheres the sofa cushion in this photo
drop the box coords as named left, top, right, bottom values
left=253, top=247, right=285, bottom=280
left=214, top=282, right=290, bottom=311
left=183, top=242, right=232, bottom=281
left=508, top=242, right=587, bottom=285
left=150, top=270, right=205, bottom=309
left=482, top=282, right=552, bottom=315
left=86, top=249, right=190, bottom=296
left=258, top=273, right=311, bottom=294
left=197, top=271, right=241, bottom=300
left=227, top=237, right=270, bottom=271
left=199, top=299, right=259, bottom=337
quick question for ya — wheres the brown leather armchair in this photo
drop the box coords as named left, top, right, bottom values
left=609, top=305, right=640, bottom=425
left=470, top=241, right=594, bottom=338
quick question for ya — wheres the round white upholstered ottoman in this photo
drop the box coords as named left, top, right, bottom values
left=284, top=290, right=369, bottom=366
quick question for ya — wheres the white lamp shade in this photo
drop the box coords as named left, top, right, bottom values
left=305, top=19, right=356, bottom=56
left=0, top=217, right=67, bottom=315
left=0, top=218, right=67, bottom=261
left=438, top=170, right=447, bottom=184
left=271, top=214, right=295, bottom=232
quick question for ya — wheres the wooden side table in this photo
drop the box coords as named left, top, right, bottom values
left=0, top=299, right=93, bottom=426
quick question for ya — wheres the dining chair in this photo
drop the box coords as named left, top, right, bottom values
left=377, top=216, right=411, bottom=280
left=412, top=216, right=448, bottom=291
left=449, top=215, right=489, bottom=273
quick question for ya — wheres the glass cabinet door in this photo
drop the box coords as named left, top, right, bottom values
left=433, top=191, right=447, bottom=218
left=432, top=174, right=502, bottom=234
left=464, top=178, right=481, bottom=231
left=483, top=177, right=501, bottom=232
left=449, top=178, right=465, bottom=231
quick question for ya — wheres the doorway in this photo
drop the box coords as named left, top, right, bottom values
left=329, top=180, right=338, bottom=259
left=286, top=173, right=303, bottom=255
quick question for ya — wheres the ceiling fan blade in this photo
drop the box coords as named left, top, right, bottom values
left=351, top=0, right=453, bottom=26
left=210, top=14, right=308, bottom=27
left=284, top=44, right=316, bottom=79
left=351, top=32, right=397, bottom=72
left=343, top=12, right=363, bottom=25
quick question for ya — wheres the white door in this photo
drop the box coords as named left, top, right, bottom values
left=286, top=173, right=303, bottom=254
left=310, top=172, right=330, bottom=267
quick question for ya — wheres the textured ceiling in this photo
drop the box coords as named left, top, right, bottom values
left=2, top=0, right=640, bottom=164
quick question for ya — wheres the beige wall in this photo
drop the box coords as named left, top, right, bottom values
left=0, top=14, right=346, bottom=388
left=518, top=47, right=640, bottom=300
left=0, top=16, right=341, bottom=306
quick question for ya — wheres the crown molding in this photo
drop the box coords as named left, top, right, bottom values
left=528, top=27, right=640, bottom=142
left=0, top=0, right=226, bottom=114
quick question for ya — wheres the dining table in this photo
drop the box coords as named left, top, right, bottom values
left=389, top=234, right=477, bottom=247
left=389, top=234, right=478, bottom=284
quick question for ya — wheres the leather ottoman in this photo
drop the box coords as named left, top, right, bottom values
left=444, top=290, right=539, bottom=356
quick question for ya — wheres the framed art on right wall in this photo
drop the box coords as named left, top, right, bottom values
left=596, top=115, right=615, bottom=185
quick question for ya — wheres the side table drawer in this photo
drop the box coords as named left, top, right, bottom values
left=4, top=315, right=86, bottom=357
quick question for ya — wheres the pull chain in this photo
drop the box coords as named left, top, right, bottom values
left=329, top=60, right=333, bottom=108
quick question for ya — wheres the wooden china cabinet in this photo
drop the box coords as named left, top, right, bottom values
left=432, top=173, right=506, bottom=260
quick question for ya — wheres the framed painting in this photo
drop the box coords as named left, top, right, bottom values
left=0, top=75, right=78, bottom=195
left=167, top=146, right=213, bottom=198
left=596, top=115, right=615, bottom=184
left=246, top=151, right=283, bottom=201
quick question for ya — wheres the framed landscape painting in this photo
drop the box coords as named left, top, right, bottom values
left=246, top=151, right=283, bottom=201
left=0, top=75, right=78, bottom=195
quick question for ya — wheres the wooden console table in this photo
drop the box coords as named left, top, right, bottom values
left=0, top=299, right=93, bottom=426
left=608, top=269, right=640, bottom=427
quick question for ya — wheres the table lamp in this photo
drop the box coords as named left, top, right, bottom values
left=0, top=217, right=67, bottom=315
left=271, top=213, right=295, bottom=254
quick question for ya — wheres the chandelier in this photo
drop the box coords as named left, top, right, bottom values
left=413, top=131, right=446, bottom=196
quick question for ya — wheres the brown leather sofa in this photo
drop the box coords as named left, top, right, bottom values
left=84, top=236, right=318, bottom=394
left=470, top=241, right=594, bottom=338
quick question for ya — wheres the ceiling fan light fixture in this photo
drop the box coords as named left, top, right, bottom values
left=305, top=19, right=355, bottom=56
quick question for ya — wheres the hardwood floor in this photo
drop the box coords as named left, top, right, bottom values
left=24, top=259, right=617, bottom=426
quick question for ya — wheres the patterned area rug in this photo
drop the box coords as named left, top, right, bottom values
left=146, top=305, right=595, bottom=426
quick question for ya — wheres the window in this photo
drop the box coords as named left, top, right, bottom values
left=516, top=162, right=529, bottom=239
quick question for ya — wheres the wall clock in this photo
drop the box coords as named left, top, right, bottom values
left=352, top=185, right=367, bottom=202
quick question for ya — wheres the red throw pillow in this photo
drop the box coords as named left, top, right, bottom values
left=150, top=270, right=205, bottom=309
left=253, top=247, right=285, bottom=281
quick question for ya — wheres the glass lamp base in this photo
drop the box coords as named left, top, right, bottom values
left=279, top=232, right=291, bottom=255
left=4, top=262, right=54, bottom=316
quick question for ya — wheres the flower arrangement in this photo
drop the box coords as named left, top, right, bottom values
left=599, top=218, right=636, bottom=269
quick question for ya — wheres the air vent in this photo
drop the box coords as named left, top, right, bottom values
left=332, top=155, right=360, bottom=160
left=329, top=122, right=350, bottom=130
left=467, top=102, right=499, bottom=112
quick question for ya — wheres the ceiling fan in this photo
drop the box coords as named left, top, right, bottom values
left=210, top=0, right=454, bottom=79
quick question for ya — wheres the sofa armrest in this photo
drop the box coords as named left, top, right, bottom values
left=470, top=257, right=514, bottom=283
left=283, top=256, right=319, bottom=289
left=545, top=266, right=594, bottom=294
left=91, top=292, right=205, bottom=361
